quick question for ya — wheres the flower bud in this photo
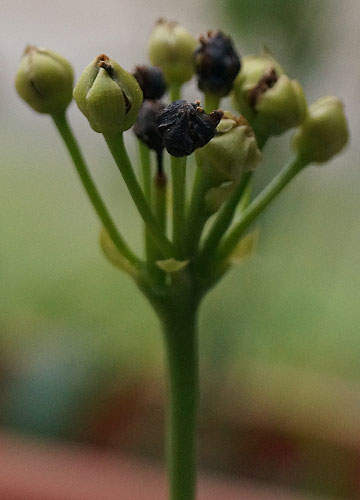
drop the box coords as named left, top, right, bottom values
left=193, top=31, right=241, bottom=97
left=133, top=99, right=166, bottom=152
left=253, top=75, right=307, bottom=136
left=195, top=111, right=262, bottom=185
left=73, top=54, right=142, bottom=136
left=15, top=45, right=74, bottom=114
left=157, top=100, right=223, bottom=157
left=292, top=96, right=349, bottom=163
left=233, top=53, right=307, bottom=136
left=148, top=19, right=197, bottom=85
left=232, top=53, right=283, bottom=119
left=132, top=65, right=167, bottom=100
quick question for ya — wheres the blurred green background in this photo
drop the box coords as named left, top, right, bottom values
left=0, top=1, right=359, bottom=498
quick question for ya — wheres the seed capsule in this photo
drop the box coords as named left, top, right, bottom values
left=292, top=96, right=349, bottom=163
left=232, top=53, right=307, bottom=137
left=148, top=19, right=197, bottom=85
left=195, top=111, right=261, bottom=185
left=73, top=54, right=142, bottom=136
left=15, top=46, right=74, bottom=114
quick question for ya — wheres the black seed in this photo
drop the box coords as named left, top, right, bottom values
left=133, top=99, right=166, bottom=152
left=194, top=31, right=241, bottom=97
left=157, top=100, right=223, bottom=157
left=133, top=65, right=167, bottom=100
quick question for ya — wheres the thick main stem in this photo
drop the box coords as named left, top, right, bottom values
left=162, top=306, right=199, bottom=500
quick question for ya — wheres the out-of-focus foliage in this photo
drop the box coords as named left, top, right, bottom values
left=225, top=0, right=327, bottom=74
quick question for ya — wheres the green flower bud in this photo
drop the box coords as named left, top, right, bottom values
left=73, top=54, right=143, bottom=136
left=292, top=96, right=349, bottom=163
left=148, top=19, right=197, bottom=86
left=233, top=53, right=307, bottom=137
left=195, top=111, right=262, bottom=185
left=15, top=45, right=74, bottom=114
left=232, top=53, right=283, bottom=122
left=254, top=75, right=307, bottom=136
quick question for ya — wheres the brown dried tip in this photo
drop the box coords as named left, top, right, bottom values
left=210, top=109, right=224, bottom=123
left=248, top=68, right=278, bottom=108
left=96, top=54, right=109, bottom=64
left=96, top=54, right=113, bottom=75
left=156, top=18, right=178, bottom=28
left=24, top=45, right=36, bottom=55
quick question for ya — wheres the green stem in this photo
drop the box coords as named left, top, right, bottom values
left=185, top=166, right=212, bottom=256
left=255, top=132, right=268, bottom=151
left=162, top=305, right=199, bottom=500
left=138, top=140, right=154, bottom=263
left=139, top=140, right=152, bottom=202
left=170, top=83, right=181, bottom=102
left=200, top=171, right=253, bottom=260
left=237, top=176, right=253, bottom=213
left=151, top=173, right=168, bottom=285
left=145, top=152, right=167, bottom=285
left=104, top=133, right=175, bottom=258
left=171, top=156, right=187, bottom=257
left=216, top=156, right=307, bottom=265
left=154, top=175, right=167, bottom=233
left=204, top=92, right=220, bottom=113
left=52, top=112, right=139, bottom=266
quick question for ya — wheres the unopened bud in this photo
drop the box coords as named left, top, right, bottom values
left=194, top=31, right=241, bottom=97
left=233, top=53, right=307, bottom=136
left=133, top=99, right=166, bottom=152
left=148, top=19, right=197, bottom=85
left=195, top=111, right=261, bottom=185
left=157, top=99, right=222, bottom=157
left=232, top=54, right=283, bottom=121
left=132, top=65, right=167, bottom=100
left=253, top=75, right=307, bottom=136
left=73, top=54, right=142, bottom=136
left=15, top=46, right=74, bottom=114
left=292, top=96, right=349, bottom=163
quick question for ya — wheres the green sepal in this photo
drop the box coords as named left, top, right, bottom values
left=99, top=227, right=139, bottom=278
left=228, top=230, right=258, bottom=265
left=156, top=258, right=189, bottom=273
